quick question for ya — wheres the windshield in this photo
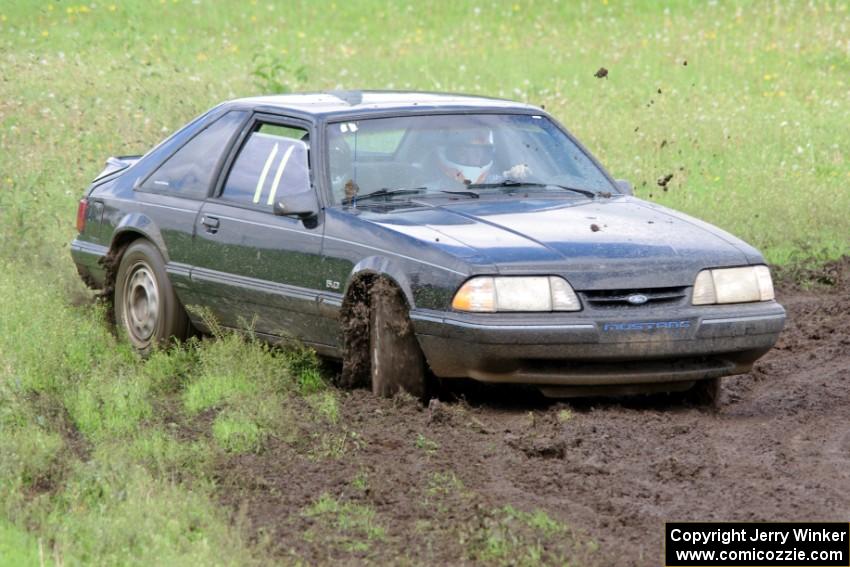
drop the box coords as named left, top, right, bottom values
left=325, top=113, right=614, bottom=204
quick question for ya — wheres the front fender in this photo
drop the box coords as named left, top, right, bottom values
left=346, top=256, right=416, bottom=308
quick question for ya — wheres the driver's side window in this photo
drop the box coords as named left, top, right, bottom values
left=140, top=110, right=246, bottom=198
left=219, top=122, right=311, bottom=208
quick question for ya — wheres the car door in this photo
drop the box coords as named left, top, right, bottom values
left=190, top=115, right=328, bottom=344
left=133, top=110, right=247, bottom=306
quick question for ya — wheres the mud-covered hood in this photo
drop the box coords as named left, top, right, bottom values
left=360, top=196, right=763, bottom=289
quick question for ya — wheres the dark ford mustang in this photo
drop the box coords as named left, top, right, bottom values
left=71, top=91, right=785, bottom=402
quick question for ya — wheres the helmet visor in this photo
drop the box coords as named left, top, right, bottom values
left=445, top=143, right=495, bottom=167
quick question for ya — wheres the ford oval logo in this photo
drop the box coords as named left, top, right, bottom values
left=627, top=294, right=649, bottom=305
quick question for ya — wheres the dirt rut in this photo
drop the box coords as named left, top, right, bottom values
left=216, top=259, right=850, bottom=566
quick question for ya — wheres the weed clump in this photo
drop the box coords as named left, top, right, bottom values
left=302, top=493, right=386, bottom=554
left=462, top=505, right=595, bottom=566
left=250, top=53, right=308, bottom=94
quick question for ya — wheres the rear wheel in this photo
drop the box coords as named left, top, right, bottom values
left=684, top=377, right=722, bottom=408
left=369, top=280, right=428, bottom=400
left=114, top=240, right=191, bottom=354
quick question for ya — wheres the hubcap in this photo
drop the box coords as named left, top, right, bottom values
left=124, top=263, right=159, bottom=342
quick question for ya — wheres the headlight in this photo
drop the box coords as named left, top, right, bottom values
left=692, top=266, right=775, bottom=305
left=451, top=276, right=581, bottom=312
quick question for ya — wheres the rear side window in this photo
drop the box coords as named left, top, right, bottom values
left=140, top=110, right=246, bottom=198
left=219, top=122, right=311, bottom=207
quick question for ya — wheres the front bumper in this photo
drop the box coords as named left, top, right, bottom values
left=411, top=301, right=786, bottom=389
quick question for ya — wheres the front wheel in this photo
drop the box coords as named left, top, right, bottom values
left=369, top=280, right=428, bottom=400
left=114, top=239, right=191, bottom=354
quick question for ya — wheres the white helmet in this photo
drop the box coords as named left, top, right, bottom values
left=437, top=128, right=495, bottom=184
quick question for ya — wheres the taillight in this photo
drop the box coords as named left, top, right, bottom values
left=76, top=199, right=88, bottom=233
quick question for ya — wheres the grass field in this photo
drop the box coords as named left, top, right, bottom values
left=0, top=1, right=848, bottom=564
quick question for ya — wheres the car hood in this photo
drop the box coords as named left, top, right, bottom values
left=359, top=196, right=762, bottom=289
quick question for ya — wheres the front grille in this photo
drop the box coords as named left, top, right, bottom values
left=580, top=286, right=688, bottom=309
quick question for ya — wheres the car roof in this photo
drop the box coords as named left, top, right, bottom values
left=227, top=90, right=541, bottom=119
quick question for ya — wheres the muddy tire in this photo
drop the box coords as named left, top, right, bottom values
left=684, top=377, right=721, bottom=408
left=369, top=281, right=428, bottom=400
left=114, top=239, right=190, bottom=354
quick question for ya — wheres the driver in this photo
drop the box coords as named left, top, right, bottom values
left=426, top=127, right=532, bottom=190
left=437, top=128, right=496, bottom=185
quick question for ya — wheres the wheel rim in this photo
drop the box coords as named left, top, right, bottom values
left=123, top=262, right=160, bottom=343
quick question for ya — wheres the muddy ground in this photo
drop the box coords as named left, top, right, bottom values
left=216, top=259, right=850, bottom=566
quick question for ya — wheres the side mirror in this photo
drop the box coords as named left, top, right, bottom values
left=273, top=190, right=319, bottom=220
left=615, top=179, right=634, bottom=196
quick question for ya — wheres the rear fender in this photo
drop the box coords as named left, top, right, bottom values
left=95, top=214, right=171, bottom=307
left=112, top=213, right=170, bottom=263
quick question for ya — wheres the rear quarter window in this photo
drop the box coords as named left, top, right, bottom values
left=140, top=110, right=246, bottom=198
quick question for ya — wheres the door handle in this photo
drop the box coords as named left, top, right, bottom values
left=201, top=216, right=220, bottom=233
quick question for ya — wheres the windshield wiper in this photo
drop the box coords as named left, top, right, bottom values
left=440, top=190, right=480, bottom=199
left=466, top=180, right=596, bottom=200
left=345, top=186, right=427, bottom=205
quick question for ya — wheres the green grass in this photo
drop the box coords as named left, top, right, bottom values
left=557, top=409, right=574, bottom=423
left=212, top=401, right=283, bottom=454
left=0, top=1, right=847, bottom=564
left=463, top=505, right=592, bottom=567
left=302, top=493, right=386, bottom=553
left=0, top=265, right=273, bottom=564
left=307, top=390, right=341, bottom=424
left=415, top=433, right=440, bottom=455
left=48, top=464, right=257, bottom=566
left=0, top=519, right=50, bottom=567
left=93, top=428, right=212, bottom=479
